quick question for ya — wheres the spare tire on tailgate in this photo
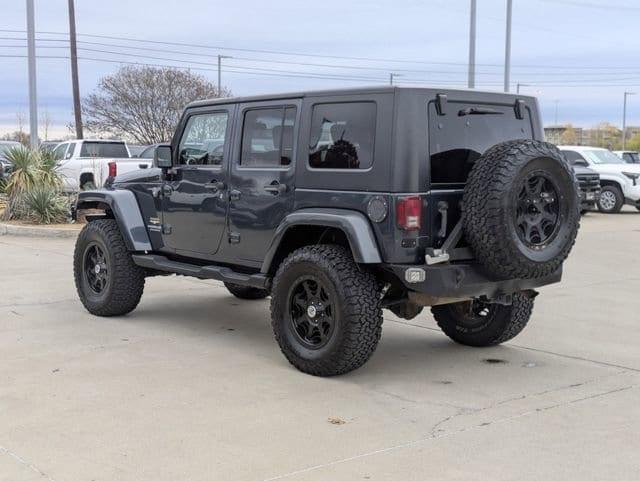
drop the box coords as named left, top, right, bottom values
left=462, top=140, right=579, bottom=280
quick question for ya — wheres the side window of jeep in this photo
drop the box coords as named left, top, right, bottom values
left=178, top=111, right=229, bottom=166
left=240, top=107, right=297, bottom=168
left=308, top=102, right=376, bottom=169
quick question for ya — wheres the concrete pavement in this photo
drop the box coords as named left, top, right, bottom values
left=1, top=208, right=639, bottom=481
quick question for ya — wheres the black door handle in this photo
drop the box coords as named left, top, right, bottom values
left=264, top=182, right=288, bottom=195
left=205, top=180, right=226, bottom=191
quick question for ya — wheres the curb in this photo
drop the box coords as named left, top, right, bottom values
left=0, top=222, right=81, bottom=238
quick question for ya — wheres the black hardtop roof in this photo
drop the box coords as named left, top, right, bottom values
left=186, top=86, right=535, bottom=109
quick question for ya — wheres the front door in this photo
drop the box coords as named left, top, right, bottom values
left=227, top=101, right=299, bottom=268
left=160, top=108, right=232, bottom=257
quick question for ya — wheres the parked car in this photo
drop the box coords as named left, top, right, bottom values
left=613, top=150, right=640, bottom=164
left=51, top=139, right=152, bottom=192
left=40, top=140, right=62, bottom=152
left=127, top=144, right=148, bottom=158
left=560, top=146, right=640, bottom=213
left=0, top=140, right=21, bottom=183
left=136, top=143, right=162, bottom=159
left=571, top=163, right=601, bottom=213
left=74, top=87, right=580, bottom=376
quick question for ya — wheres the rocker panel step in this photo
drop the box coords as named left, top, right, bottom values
left=132, top=254, right=270, bottom=289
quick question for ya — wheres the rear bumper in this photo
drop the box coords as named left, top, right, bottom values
left=386, top=262, right=562, bottom=300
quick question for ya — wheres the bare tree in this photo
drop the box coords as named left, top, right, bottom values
left=82, top=66, right=229, bottom=144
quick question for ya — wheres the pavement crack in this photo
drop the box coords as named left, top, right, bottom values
left=0, top=444, right=56, bottom=481
left=385, top=317, right=640, bottom=373
left=262, top=383, right=636, bottom=481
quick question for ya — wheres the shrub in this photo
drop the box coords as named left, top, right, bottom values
left=19, top=185, right=69, bottom=224
left=2, top=146, right=65, bottom=221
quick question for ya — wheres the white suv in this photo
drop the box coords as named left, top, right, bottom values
left=560, top=146, right=640, bottom=213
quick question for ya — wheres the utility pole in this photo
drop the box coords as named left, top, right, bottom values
left=504, top=0, right=512, bottom=92
left=623, top=91, right=636, bottom=150
left=68, top=0, right=83, bottom=139
left=217, top=55, right=232, bottom=97
left=468, top=0, right=476, bottom=89
left=389, top=73, right=401, bottom=85
left=26, top=0, right=38, bottom=148
left=516, top=82, right=529, bottom=94
left=554, top=100, right=559, bottom=125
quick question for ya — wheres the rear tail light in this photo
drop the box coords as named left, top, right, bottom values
left=107, top=162, right=117, bottom=178
left=396, top=196, right=422, bottom=230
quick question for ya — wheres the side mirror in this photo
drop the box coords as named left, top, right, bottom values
left=573, top=159, right=589, bottom=167
left=154, top=144, right=173, bottom=168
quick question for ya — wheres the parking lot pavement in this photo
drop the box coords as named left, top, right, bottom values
left=1, top=209, right=639, bottom=481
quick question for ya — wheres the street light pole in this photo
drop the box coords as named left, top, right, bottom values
left=623, top=91, right=636, bottom=150
left=68, top=0, right=83, bottom=139
left=468, top=0, right=476, bottom=89
left=217, top=55, right=232, bottom=97
left=504, top=0, right=512, bottom=92
left=25, top=0, right=38, bottom=148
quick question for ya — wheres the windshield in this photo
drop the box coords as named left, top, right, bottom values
left=80, top=142, right=129, bottom=158
left=582, top=149, right=624, bottom=165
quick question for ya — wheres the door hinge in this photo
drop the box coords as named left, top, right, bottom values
left=228, top=232, right=240, bottom=244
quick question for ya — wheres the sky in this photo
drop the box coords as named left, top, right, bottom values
left=2, top=0, right=640, bottom=140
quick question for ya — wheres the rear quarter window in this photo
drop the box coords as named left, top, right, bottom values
left=428, top=101, right=534, bottom=186
left=308, top=102, right=376, bottom=170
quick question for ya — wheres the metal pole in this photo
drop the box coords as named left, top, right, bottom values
left=468, top=0, right=476, bottom=89
left=217, top=55, right=222, bottom=97
left=217, top=55, right=231, bottom=97
left=516, top=82, right=521, bottom=94
left=622, top=92, right=635, bottom=149
left=504, top=0, right=512, bottom=92
left=26, top=0, right=38, bottom=148
left=389, top=73, right=393, bottom=85
left=554, top=100, right=559, bottom=125
left=68, top=0, right=83, bottom=139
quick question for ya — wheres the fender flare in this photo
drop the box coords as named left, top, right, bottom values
left=261, top=208, right=382, bottom=274
left=76, top=190, right=152, bottom=251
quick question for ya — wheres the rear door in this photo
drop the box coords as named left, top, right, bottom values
left=160, top=107, right=233, bottom=257
left=226, top=100, right=299, bottom=267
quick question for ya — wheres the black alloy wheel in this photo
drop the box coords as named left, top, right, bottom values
left=83, top=242, right=110, bottom=294
left=515, top=172, right=561, bottom=249
left=289, top=276, right=336, bottom=349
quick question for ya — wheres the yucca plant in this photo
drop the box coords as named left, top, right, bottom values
left=19, top=185, right=69, bottom=224
left=38, top=148, right=63, bottom=189
left=2, top=146, right=40, bottom=220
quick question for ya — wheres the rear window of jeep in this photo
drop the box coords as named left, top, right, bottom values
left=308, top=102, right=376, bottom=170
left=428, top=101, right=533, bottom=186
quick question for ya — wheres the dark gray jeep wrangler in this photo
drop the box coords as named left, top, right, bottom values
left=74, top=87, right=580, bottom=376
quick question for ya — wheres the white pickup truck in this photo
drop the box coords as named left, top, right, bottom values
left=52, top=139, right=152, bottom=192
left=560, top=146, right=640, bottom=213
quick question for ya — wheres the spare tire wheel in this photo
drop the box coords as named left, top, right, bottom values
left=462, top=140, right=580, bottom=280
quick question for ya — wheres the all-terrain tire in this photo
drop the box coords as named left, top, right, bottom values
left=597, top=185, right=624, bottom=213
left=224, top=282, right=269, bottom=300
left=432, top=292, right=534, bottom=347
left=270, top=245, right=383, bottom=376
left=74, top=219, right=145, bottom=316
left=463, top=140, right=580, bottom=279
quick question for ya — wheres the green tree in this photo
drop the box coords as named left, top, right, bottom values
left=626, top=133, right=640, bottom=152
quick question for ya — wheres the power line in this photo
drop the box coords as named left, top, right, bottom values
left=2, top=28, right=638, bottom=72
left=2, top=54, right=639, bottom=89
left=5, top=41, right=640, bottom=79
